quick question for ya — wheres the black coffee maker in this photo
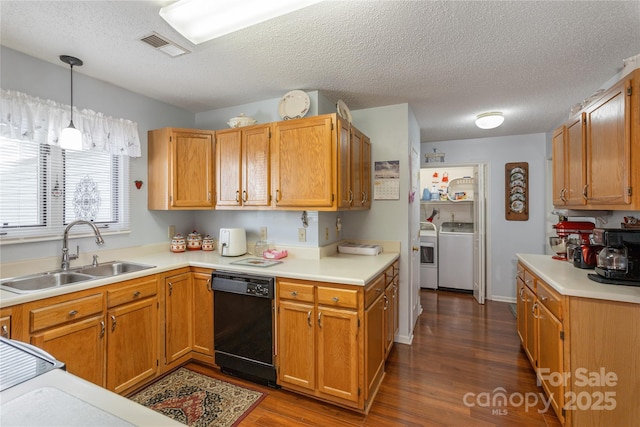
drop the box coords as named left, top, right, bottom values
left=589, top=228, right=640, bottom=285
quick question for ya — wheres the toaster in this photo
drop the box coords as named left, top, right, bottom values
left=218, top=228, right=247, bottom=256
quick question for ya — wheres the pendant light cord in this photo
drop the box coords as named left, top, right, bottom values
left=69, top=63, right=74, bottom=126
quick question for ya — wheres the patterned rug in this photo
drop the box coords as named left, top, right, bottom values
left=130, top=368, right=265, bottom=427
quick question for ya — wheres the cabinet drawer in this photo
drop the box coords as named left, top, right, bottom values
left=318, top=286, right=358, bottom=309
left=523, top=270, right=536, bottom=292
left=385, top=265, right=394, bottom=282
left=537, top=280, right=563, bottom=320
left=30, top=294, right=103, bottom=333
left=107, top=278, right=157, bottom=308
left=517, top=262, right=525, bottom=280
left=278, top=281, right=315, bottom=303
left=365, top=274, right=386, bottom=308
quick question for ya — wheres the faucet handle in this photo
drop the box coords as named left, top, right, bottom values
left=92, top=255, right=99, bottom=267
left=69, top=245, right=79, bottom=261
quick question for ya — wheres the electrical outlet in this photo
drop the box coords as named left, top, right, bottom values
left=298, top=228, right=306, bottom=242
left=168, top=225, right=175, bottom=239
left=260, top=226, right=268, bottom=241
left=325, top=227, right=329, bottom=240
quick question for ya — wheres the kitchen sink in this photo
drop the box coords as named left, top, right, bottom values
left=0, top=261, right=156, bottom=294
left=0, top=272, right=96, bottom=294
left=73, top=261, right=155, bottom=277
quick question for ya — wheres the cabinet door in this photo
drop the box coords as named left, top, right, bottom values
left=524, top=286, right=537, bottom=366
left=31, top=315, right=105, bottom=387
left=171, top=130, right=214, bottom=208
left=361, top=135, right=371, bottom=209
left=565, top=114, right=587, bottom=206
left=516, top=277, right=526, bottom=344
left=552, top=126, right=567, bottom=205
left=278, top=300, right=316, bottom=391
left=216, top=129, right=242, bottom=207
left=537, top=302, right=564, bottom=424
left=365, top=294, right=384, bottom=400
left=350, top=127, right=364, bottom=209
left=192, top=272, right=214, bottom=356
left=384, top=281, right=397, bottom=357
left=317, top=306, right=359, bottom=403
left=165, top=272, right=193, bottom=364
left=272, top=116, right=335, bottom=208
left=106, top=297, right=158, bottom=394
left=242, top=125, right=271, bottom=207
left=337, top=118, right=351, bottom=209
left=586, top=78, right=631, bottom=206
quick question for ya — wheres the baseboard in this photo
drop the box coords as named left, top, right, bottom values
left=491, top=295, right=516, bottom=303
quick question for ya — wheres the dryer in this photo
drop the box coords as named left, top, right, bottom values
left=420, top=222, right=438, bottom=289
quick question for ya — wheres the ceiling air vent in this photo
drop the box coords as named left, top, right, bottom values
left=140, top=32, right=190, bottom=58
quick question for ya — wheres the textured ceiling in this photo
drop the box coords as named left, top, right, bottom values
left=1, top=1, right=639, bottom=142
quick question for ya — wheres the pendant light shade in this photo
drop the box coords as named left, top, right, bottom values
left=475, top=112, right=504, bottom=130
left=60, top=55, right=83, bottom=151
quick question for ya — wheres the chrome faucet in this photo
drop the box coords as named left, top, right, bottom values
left=61, top=220, right=105, bottom=270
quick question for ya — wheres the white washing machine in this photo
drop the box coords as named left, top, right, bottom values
left=420, top=222, right=438, bottom=289
left=438, top=222, right=474, bottom=291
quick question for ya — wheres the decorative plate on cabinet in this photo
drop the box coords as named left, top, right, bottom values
left=278, top=90, right=310, bottom=120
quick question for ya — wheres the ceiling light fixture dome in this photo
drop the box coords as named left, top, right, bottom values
left=475, top=112, right=504, bottom=130
left=60, top=55, right=83, bottom=150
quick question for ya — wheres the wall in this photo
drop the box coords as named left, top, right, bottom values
left=422, top=133, right=547, bottom=301
left=0, top=47, right=195, bottom=263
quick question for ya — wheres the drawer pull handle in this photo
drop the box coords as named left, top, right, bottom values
left=291, top=291, right=298, bottom=297
left=168, top=282, right=173, bottom=296
left=332, top=297, right=339, bottom=302
left=317, top=312, right=322, bottom=328
left=100, top=321, right=105, bottom=338
left=307, top=311, right=312, bottom=327
left=519, top=288, right=525, bottom=301
left=540, top=295, right=548, bottom=301
left=1, top=325, right=8, bottom=338
left=68, top=310, right=78, bottom=316
left=111, top=315, right=117, bottom=332
left=206, top=278, right=212, bottom=292
left=383, top=295, right=389, bottom=310
left=376, top=288, right=383, bottom=293
left=133, top=291, right=141, bottom=298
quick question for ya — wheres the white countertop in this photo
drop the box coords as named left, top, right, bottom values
left=516, top=253, right=640, bottom=304
left=0, top=248, right=400, bottom=308
left=0, top=369, right=182, bottom=426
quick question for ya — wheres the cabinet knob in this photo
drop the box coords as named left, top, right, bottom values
left=68, top=310, right=78, bottom=316
left=291, top=291, right=298, bottom=297
left=332, top=296, right=339, bottom=302
left=133, top=291, right=141, bottom=298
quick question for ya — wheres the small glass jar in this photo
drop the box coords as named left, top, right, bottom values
left=187, top=230, right=202, bottom=250
left=170, top=234, right=186, bottom=253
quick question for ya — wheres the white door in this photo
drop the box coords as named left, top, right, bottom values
left=473, top=164, right=487, bottom=304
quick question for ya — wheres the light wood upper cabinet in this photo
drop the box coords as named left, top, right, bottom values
left=272, top=115, right=336, bottom=209
left=148, top=127, right=215, bottom=210
left=552, top=69, right=638, bottom=210
left=584, top=77, right=632, bottom=206
left=337, top=121, right=372, bottom=210
left=216, top=125, right=271, bottom=208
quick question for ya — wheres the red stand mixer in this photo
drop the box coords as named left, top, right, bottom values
left=550, top=220, right=595, bottom=260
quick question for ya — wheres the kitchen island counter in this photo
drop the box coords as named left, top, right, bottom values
left=516, top=253, right=640, bottom=303
left=1, top=245, right=400, bottom=308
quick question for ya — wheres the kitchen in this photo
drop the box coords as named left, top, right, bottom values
left=1, top=1, right=640, bottom=426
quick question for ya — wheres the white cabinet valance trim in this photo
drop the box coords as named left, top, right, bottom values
left=0, top=89, right=141, bottom=157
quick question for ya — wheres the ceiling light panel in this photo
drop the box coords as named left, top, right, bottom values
left=159, top=0, right=322, bottom=45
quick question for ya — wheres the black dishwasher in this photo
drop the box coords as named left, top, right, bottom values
left=211, top=270, right=277, bottom=387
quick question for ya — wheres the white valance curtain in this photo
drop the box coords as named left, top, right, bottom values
left=0, top=89, right=141, bottom=157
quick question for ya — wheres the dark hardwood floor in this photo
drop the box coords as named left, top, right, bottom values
left=187, top=290, right=562, bottom=426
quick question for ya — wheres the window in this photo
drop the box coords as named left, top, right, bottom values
left=0, top=137, right=130, bottom=242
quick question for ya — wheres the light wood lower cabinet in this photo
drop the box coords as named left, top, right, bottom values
left=192, top=269, right=214, bottom=358
left=277, top=279, right=361, bottom=408
left=105, top=277, right=159, bottom=394
left=32, top=314, right=105, bottom=386
left=164, top=271, right=193, bottom=365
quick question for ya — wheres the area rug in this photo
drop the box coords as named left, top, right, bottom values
left=130, top=368, right=265, bottom=427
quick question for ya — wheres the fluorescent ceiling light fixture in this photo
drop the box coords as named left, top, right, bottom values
left=475, top=112, right=504, bottom=130
left=159, top=0, right=322, bottom=44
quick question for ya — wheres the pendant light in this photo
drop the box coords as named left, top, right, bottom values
left=59, top=55, right=83, bottom=150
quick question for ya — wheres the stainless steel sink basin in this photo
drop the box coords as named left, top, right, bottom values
left=74, top=261, right=155, bottom=277
left=0, top=272, right=95, bottom=294
left=0, top=261, right=156, bottom=294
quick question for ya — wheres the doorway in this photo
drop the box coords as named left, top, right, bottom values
left=419, top=163, right=487, bottom=303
